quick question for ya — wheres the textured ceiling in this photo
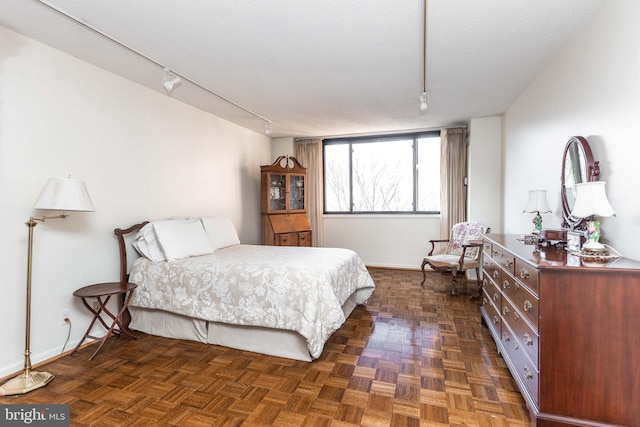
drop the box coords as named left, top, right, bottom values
left=0, top=0, right=603, bottom=138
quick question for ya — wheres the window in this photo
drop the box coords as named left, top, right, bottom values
left=323, top=132, right=441, bottom=213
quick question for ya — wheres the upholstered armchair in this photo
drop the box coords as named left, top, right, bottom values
left=421, top=221, right=490, bottom=295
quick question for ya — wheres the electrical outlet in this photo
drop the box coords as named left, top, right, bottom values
left=60, top=309, right=70, bottom=326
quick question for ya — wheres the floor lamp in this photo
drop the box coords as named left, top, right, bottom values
left=0, top=177, right=94, bottom=396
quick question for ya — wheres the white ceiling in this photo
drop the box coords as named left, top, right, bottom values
left=0, top=0, right=603, bottom=138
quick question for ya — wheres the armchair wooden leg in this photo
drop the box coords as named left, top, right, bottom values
left=420, top=260, right=428, bottom=287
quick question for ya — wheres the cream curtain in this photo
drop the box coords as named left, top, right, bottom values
left=440, top=127, right=468, bottom=238
left=295, top=139, right=324, bottom=247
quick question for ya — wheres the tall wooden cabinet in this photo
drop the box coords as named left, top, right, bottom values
left=480, top=234, right=640, bottom=426
left=260, top=156, right=312, bottom=246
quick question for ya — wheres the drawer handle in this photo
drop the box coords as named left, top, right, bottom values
left=514, top=312, right=520, bottom=321
left=483, top=297, right=488, bottom=305
left=503, top=280, right=510, bottom=290
left=502, top=332, right=510, bottom=342
left=524, top=333, right=533, bottom=346
left=493, top=316, right=499, bottom=324
left=523, top=300, right=534, bottom=313
left=492, top=250, right=498, bottom=257
left=493, top=293, right=499, bottom=301
left=483, top=278, right=488, bottom=286
left=523, top=366, right=533, bottom=380
left=502, top=306, right=510, bottom=316
left=506, top=259, right=514, bottom=268
left=493, top=271, right=500, bottom=279
left=520, top=268, right=530, bottom=279
left=514, top=282, right=520, bottom=291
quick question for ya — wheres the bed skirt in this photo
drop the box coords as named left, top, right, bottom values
left=128, top=292, right=359, bottom=362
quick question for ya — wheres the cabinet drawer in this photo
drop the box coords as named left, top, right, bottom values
left=298, top=231, right=312, bottom=247
left=514, top=258, right=539, bottom=295
left=493, top=246, right=515, bottom=274
left=503, top=277, right=539, bottom=329
left=501, top=296, right=539, bottom=368
left=276, top=233, right=299, bottom=246
left=501, top=322, right=539, bottom=406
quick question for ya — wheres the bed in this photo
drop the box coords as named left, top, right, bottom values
left=114, top=217, right=375, bottom=361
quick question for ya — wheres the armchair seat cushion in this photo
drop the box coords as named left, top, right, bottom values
left=423, top=254, right=480, bottom=270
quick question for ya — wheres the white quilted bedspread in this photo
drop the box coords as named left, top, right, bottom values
left=128, top=244, right=375, bottom=358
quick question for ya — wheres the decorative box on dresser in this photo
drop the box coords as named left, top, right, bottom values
left=480, top=234, right=640, bottom=427
left=261, top=156, right=312, bottom=246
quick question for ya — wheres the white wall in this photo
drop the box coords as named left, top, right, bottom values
left=0, top=26, right=271, bottom=378
left=468, top=117, right=502, bottom=232
left=503, top=0, right=640, bottom=260
left=323, top=214, right=439, bottom=269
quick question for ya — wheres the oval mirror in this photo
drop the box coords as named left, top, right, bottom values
left=561, top=136, right=600, bottom=230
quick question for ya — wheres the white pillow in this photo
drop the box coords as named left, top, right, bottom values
left=201, top=217, right=240, bottom=249
left=132, top=222, right=165, bottom=262
left=153, top=220, right=215, bottom=260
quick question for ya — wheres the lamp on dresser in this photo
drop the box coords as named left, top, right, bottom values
left=0, top=177, right=94, bottom=396
left=523, top=189, right=551, bottom=235
left=570, top=181, right=615, bottom=253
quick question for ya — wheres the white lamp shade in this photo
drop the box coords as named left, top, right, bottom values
left=570, top=181, right=615, bottom=218
left=523, top=189, right=551, bottom=213
left=33, top=178, right=95, bottom=212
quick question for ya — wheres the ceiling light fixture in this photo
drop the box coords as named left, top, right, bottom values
left=33, top=0, right=273, bottom=134
left=419, top=0, right=430, bottom=112
left=264, top=121, right=273, bottom=136
left=162, top=68, right=181, bottom=93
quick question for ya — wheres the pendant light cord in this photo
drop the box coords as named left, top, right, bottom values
left=423, top=0, right=427, bottom=93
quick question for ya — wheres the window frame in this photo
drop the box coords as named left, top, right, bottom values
left=323, top=130, right=441, bottom=214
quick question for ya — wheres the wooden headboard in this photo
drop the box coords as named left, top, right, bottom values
left=114, top=221, right=149, bottom=283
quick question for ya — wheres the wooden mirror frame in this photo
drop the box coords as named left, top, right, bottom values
left=561, top=136, right=600, bottom=230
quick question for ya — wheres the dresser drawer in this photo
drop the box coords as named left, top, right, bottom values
left=501, top=296, right=539, bottom=367
left=514, top=258, right=539, bottom=295
left=483, top=239, right=492, bottom=257
left=486, top=279, right=502, bottom=308
left=482, top=257, right=501, bottom=284
left=503, top=278, right=539, bottom=329
left=493, top=246, right=515, bottom=274
left=481, top=287, right=502, bottom=336
left=501, top=322, right=539, bottom=406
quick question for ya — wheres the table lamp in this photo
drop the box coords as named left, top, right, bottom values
left=0, top=177, right=94, bottom=396
left=523, top=190, right=551, bottom=234
left=570, top=181, right=615, bottom=253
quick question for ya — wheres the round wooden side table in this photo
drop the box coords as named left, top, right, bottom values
left=71, top=282, right=137, bottom=360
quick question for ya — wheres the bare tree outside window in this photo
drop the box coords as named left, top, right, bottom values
left=324, top=133, right=440, bottom=213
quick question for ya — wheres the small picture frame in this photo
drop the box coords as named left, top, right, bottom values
left=567, top=231, right=584, bottom=253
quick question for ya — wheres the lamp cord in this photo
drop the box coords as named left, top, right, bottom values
left=60, top=319, right=72, bottom=355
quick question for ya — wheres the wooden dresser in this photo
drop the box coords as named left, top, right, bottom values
left=481, top=234, right=640, bottom=427
left=260, top=156, right=312, bottom=246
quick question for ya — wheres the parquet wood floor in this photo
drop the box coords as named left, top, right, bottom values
left=1, top=268, right=531, bottom=426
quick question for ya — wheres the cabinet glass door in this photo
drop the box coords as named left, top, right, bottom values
left=289, top=175, right=305, bottom=210
left=269, top=173, right=287, bottom=211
